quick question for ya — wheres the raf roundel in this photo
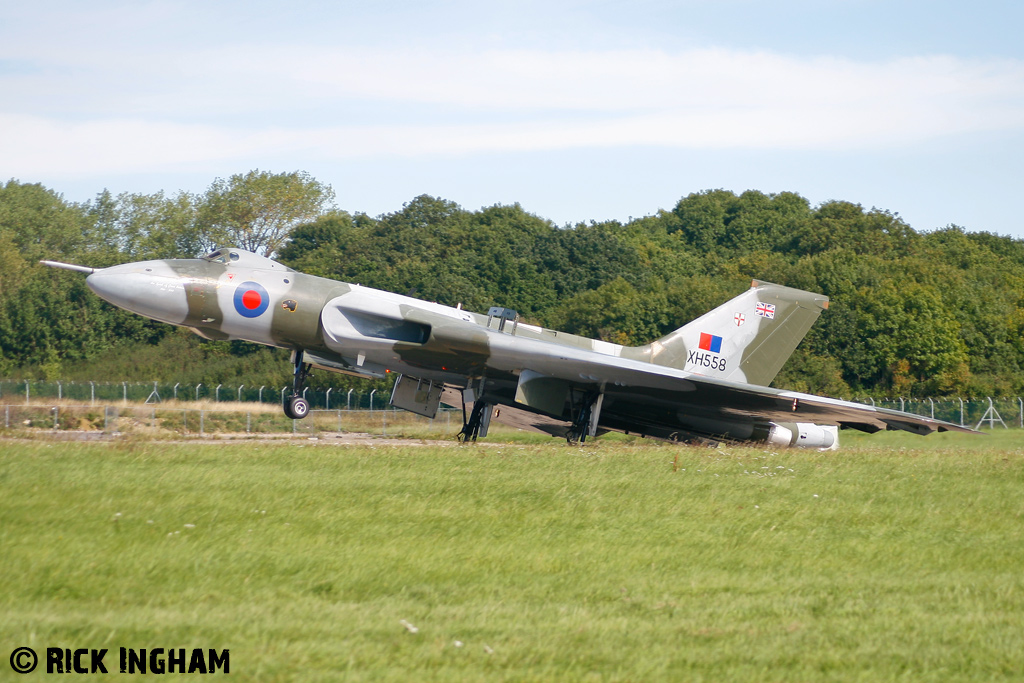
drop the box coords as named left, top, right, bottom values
left=233, top=281, right=270, bottom=318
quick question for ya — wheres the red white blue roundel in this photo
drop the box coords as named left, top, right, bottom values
left=233, top=281, right=269, bottom=318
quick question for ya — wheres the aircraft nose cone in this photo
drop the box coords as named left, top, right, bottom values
left=87, top=262, right=189, bottom=324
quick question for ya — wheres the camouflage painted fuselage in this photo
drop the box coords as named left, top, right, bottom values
left=78, top=248, right=974, bottom=445
left=85, top=249, right=648, bottom=386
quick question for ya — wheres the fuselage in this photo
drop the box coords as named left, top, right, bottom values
left=84, top=248, right=634, bottom=393
left=56, top=247, right=972, bottom=447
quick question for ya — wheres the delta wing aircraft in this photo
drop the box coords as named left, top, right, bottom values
left=43, top=248, right=974, bottom=448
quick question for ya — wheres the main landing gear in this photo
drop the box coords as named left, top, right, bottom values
left=566, top=392, right=603, bottom=445
left=284, top=350, right=311, bottom=419
left=457, top=399, right=491, bottom=442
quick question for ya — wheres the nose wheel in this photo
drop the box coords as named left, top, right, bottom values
left=284, top=395, right=310, bottom=419
left=284, top=349, right=312, bottom=419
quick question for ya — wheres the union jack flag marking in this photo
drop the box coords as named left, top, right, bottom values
left=755, top=302, right=776, bottom=319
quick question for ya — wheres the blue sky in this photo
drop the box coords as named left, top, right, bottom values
left=2, top=0, right=1023, bottom=236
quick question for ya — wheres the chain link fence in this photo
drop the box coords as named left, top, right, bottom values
left=847, top=397, right=1022, bottom=429
left=2, top=380, right=1023, bottom=434
left=0, top=403, right=457, bottom=438
left=0, top=379, right=398, bottom=411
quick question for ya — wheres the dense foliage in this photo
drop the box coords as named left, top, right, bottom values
left=2, top=176, right=1022, bottom=397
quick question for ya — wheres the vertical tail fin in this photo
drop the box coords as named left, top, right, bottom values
left=638, top=280, right=829, bottom=386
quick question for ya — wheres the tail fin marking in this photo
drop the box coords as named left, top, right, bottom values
left=639, top=280, right=828, bottom=387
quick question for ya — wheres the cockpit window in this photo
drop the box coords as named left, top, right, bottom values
left=203, top=249, right=228, bottom=263
left=201, top=247, right=295, bottom=272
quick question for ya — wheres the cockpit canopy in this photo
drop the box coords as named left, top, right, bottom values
left=202, top=248, right=293, bottom=271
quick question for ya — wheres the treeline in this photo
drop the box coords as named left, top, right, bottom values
left=2, top=175, right=1023, bottom=398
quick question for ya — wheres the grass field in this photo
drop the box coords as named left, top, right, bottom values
left=2, top=432, right=1023, bottom=681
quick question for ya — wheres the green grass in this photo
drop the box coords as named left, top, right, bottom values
left=1, top=435, right=1023, bottom=681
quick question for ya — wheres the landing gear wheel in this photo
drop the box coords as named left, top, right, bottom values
left=283, top=349, right=313, bottom=419
left=286, top=396, right=310, bottom=420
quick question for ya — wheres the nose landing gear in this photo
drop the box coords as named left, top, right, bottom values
left=284, top=350, right=312, bottom=419
left=284, top=395, right=310, bottom=420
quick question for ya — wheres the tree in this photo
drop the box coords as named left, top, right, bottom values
left=86, top=189, right=200, bottom=261
left=198, top=170, right=335, bottom=257
left=0, top=180, right=90, bottom=261
left=549, top=278, right=671, bottom=345
left=9, top=176, right=1024, bottom=399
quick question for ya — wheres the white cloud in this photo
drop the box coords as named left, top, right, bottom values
left=272, top=47, right=1024, bottom=113
left=2, top=45, right=1023, bottom=177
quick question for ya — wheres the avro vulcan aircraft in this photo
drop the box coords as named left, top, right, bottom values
left=44, top=248, right=974, bottom=447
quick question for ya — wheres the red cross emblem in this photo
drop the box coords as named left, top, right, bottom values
left=735, top=312, right=745, bottom=326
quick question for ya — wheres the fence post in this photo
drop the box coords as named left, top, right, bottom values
left=25, top=380, right=29, bottom=406
left=196, top=383, right=203, bottom=401
left=326, top=388, right=332, bottom=410
left=238, top=385, right=244, bottom=402
left=122, top=381, right=127, bottom=405
left=975, top=397, right=1008, bottom=430
left=347, top=389, right=353, bottom=410
left=216, top=384, right=222, bottom=402
left=259, top=386, right=265, bottom=403
left=90, top=381, right=95, bottom=407
left=369, top=389, right=376, bottom=413
left=57, top=381, right=62, bottom=401
left=174, top=382, right=179, bottom=401
left=959, top=397, right=965, bottom=426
